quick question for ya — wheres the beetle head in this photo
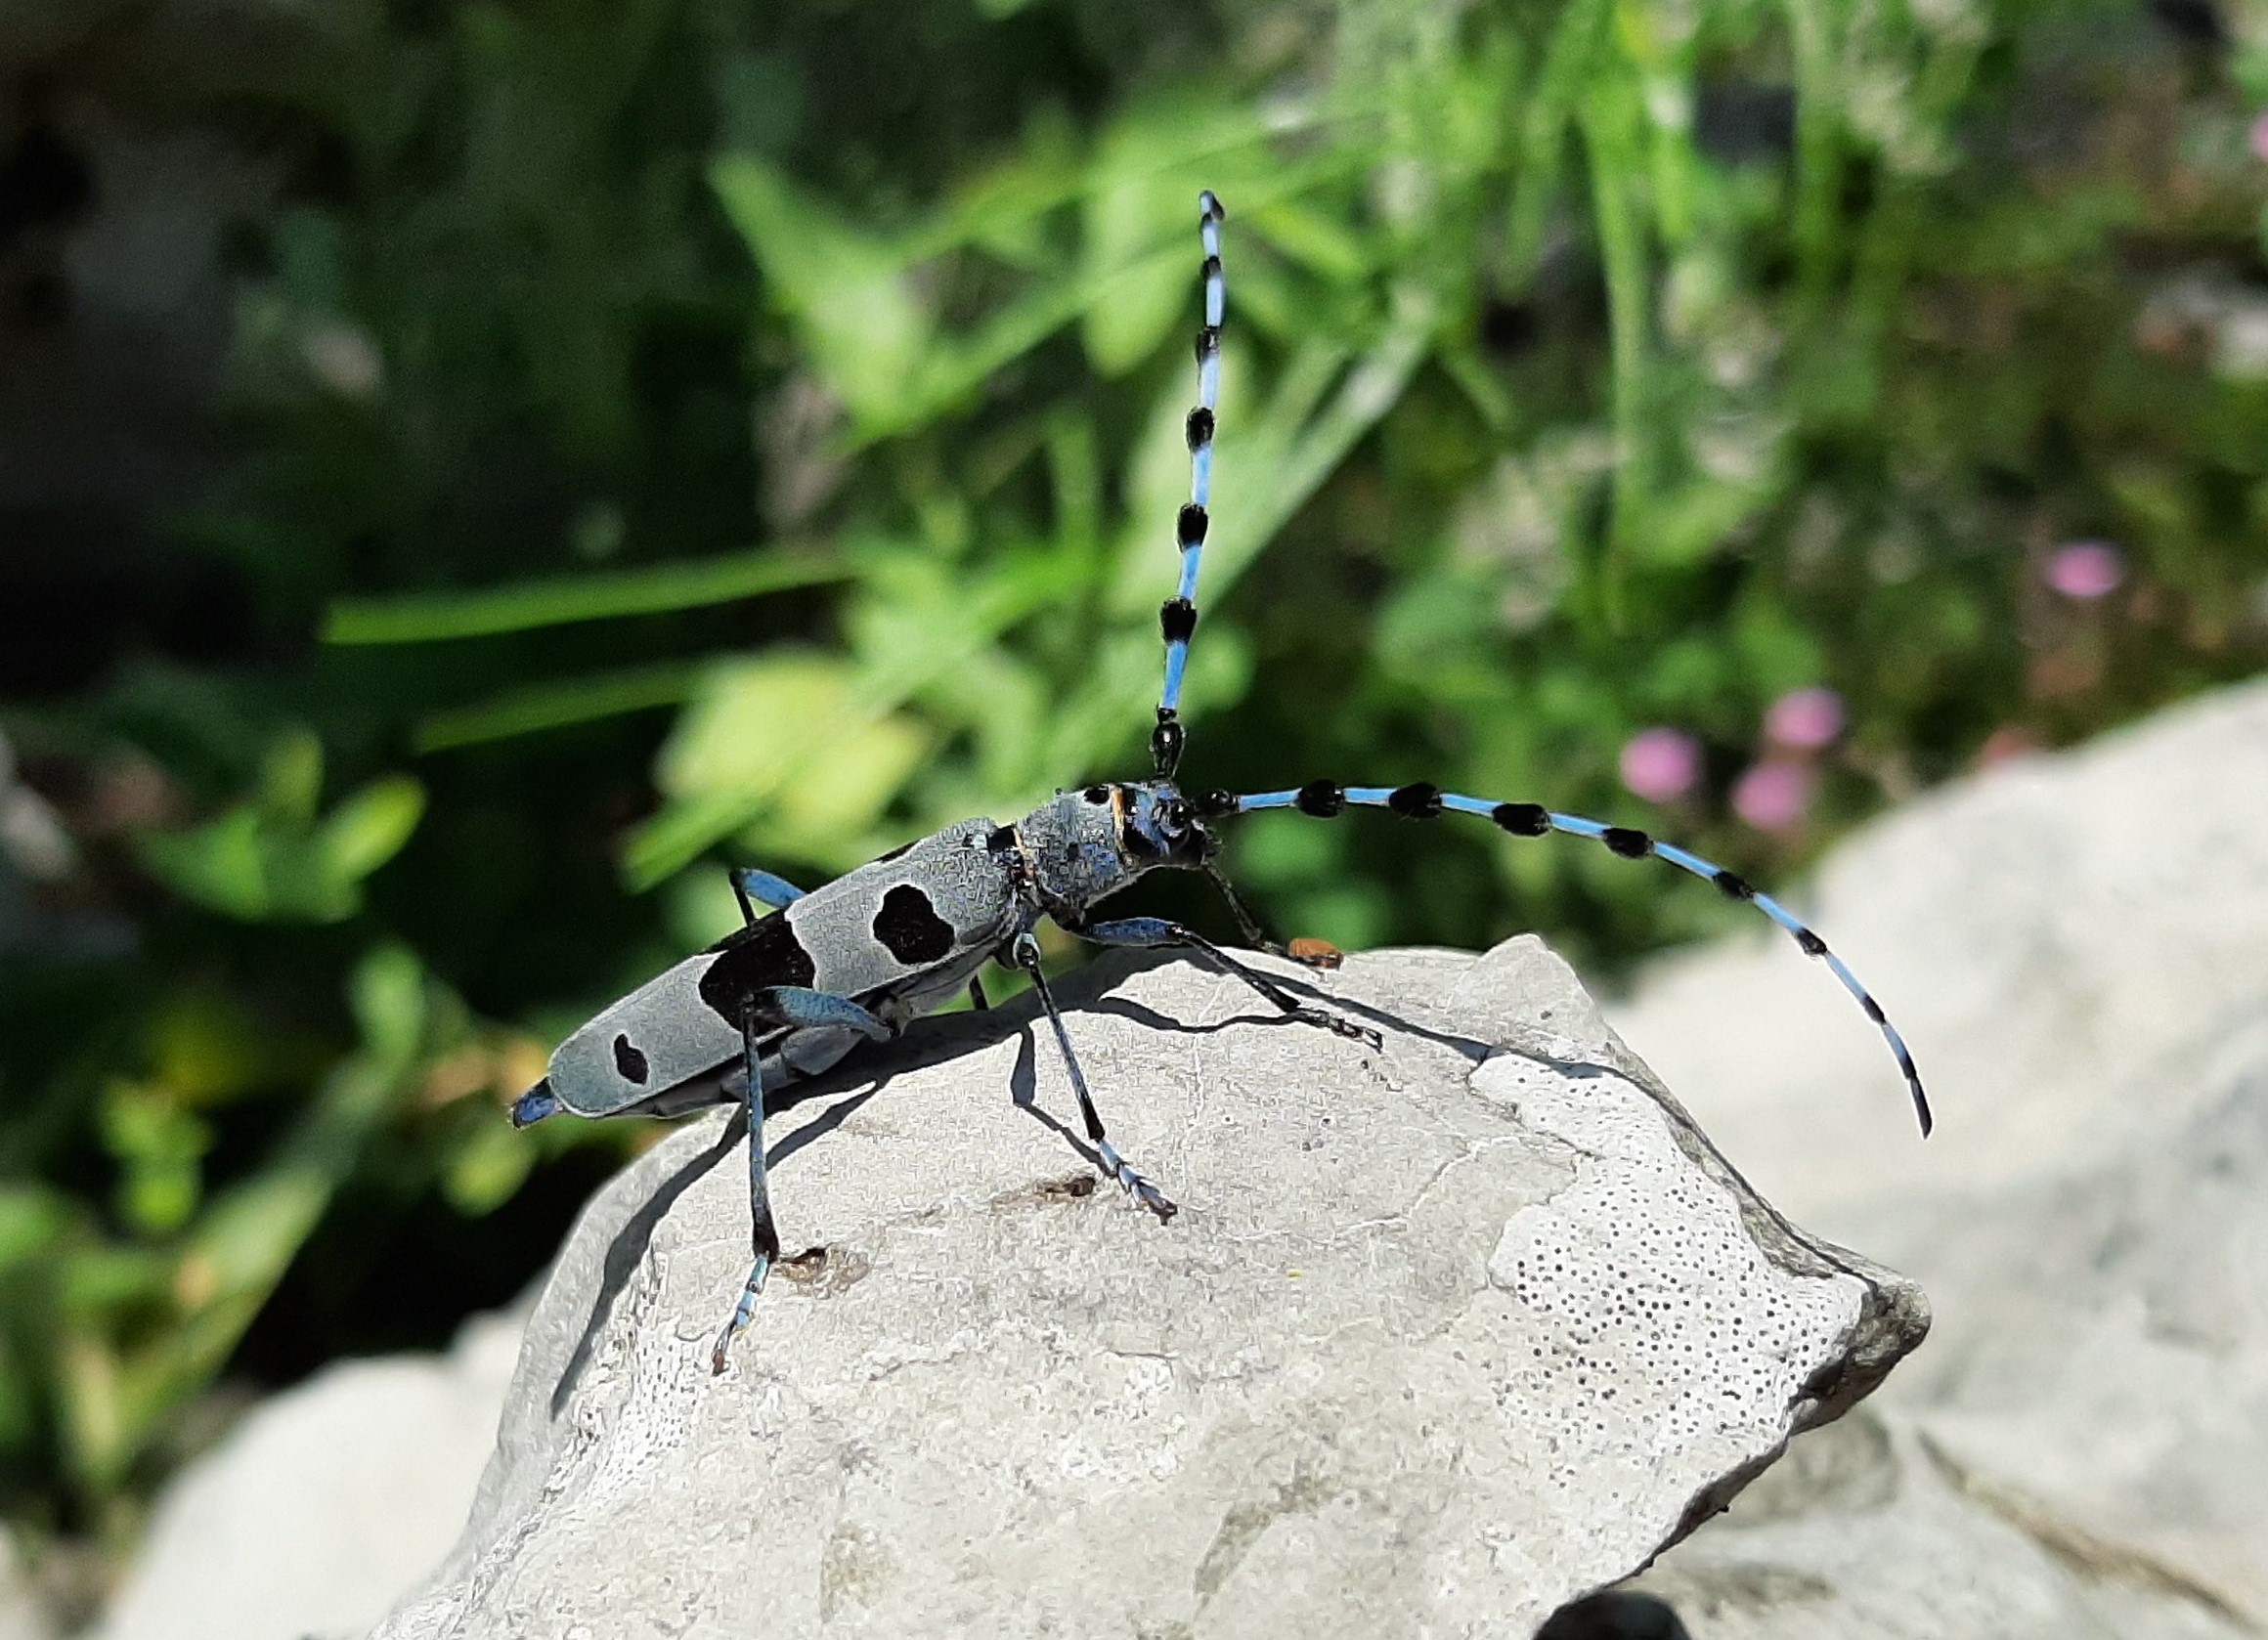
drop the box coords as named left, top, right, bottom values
left=1015, top=780, right=1216, bottom=916
left=1115, top=780, right=1215, bottom=870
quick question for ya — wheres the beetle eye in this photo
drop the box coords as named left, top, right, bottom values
left=1083, top=785, right=1110, bottom=804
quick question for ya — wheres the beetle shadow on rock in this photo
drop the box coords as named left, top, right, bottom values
left=552, top=1107, right=748, bottom=1414
left=550, top=945, right=1598, bottom=1406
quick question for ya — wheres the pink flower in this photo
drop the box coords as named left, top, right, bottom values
left=2250, top=111, right=2268, bottom=164
left=2046, top=539, right=2124, bottom=600
left=1732, top=759, right=1814, bottom=832
left=1764, top=686, right=1844, bottom=752
left=1977, top=726, right=2040, bottom=768
left=1619, top=727, right=1702, bottom=803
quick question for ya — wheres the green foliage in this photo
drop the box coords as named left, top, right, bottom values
left=5, top=0, right=2268, bottom=1557
left=134, top=733, right=425, bottom=923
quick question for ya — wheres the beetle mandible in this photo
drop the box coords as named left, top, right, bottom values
left=510, top=191, right=1930, bottom=1374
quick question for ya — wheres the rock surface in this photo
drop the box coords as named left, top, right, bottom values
left=0, top=1531, right=51, bottom=1640
left=376, top=937, right=1924, bottom=1639
left=1609, top=679, right=2268, bottom=1635
left=94, top=1310, right=523, bottom=1640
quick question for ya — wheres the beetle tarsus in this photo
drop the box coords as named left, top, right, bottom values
left=1099, top=1139, right=1178, bottom=1221
left=710, top=1250, right=772, bottom=1375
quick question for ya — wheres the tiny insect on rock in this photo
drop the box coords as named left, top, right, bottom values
left=509, top=192, right=1932, bottom=1375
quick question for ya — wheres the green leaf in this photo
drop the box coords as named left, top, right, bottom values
left=325, top=550, right=850, bottom=645
left=137, top=808, right=272, bottom=920
left=318, top=777, right=427, bottom=884
left=259, top=730, right=325, bottom=825
left=444, top=1121, right=534, bottom=1217
left=632, top=653, right=933, bottom=883
left=0, top=1187, right=68, bottom=1272
left=711, top=156, right=934, bottom=421
left=350, top=944, right=428, bottom=1069
left=135, top=754, right=424, bottom=924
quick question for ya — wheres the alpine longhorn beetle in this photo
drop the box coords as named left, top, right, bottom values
left=510, top=191, right=1932, bottom=1374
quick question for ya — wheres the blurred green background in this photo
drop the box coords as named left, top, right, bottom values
left=2, top=0, right=2266, bottom=1583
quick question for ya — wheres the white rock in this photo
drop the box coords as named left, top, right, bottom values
left=376, top=937, right=1924, bottom=1639
left=95, top=1309, right=522, bottom=1640
left=1609, top=678, right=2268, bottom=1633
left=1631, top=1406, right=2252, bottom=1640
left=0, top=1529, right=52, bottom=1640
left=1611, top=678, right=2268, bottom=1232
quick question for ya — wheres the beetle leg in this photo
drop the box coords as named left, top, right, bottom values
left=1006, top=931, right=1175, bottom=1221
left=712, top=1004, right=782, bottom=1374
left=751, top=985, right=893, bottom=1040
left=729, top=866, right=807, bottom=926
left=1069, top=916, right=1380, bottom=1050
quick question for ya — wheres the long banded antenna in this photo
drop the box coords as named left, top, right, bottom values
left=1151, top=190, right=1227, bottom=780
left=1200, top=781, right=1933, bottom=1136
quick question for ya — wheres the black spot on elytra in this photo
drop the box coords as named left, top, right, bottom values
left=700, top=913, right=817, bottom=1021
left=612, top=1034, right=649, bottom=1084
left=873, top=884, right=955, bottom=966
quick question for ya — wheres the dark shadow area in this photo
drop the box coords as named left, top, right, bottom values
left=1536, top=1591, right=1692, bottom=1640
left=1004, top=1017, right=1104, bottom=1173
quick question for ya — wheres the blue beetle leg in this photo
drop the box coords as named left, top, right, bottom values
left=1071, top=916, right=1380, bottom=1050
left=712, top=1007, right=783, bottom=1376
left=729, top=866, right=807, bottom=926
left=967, top=974, right=990, bottom=1012
left=1008, top=932, right=1175, bottom=1220
left=753, top=985, right=893, bottom=1040
left=711, top=984, right=895, bottom=1372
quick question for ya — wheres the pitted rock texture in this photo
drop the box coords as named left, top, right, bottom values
left=376, top=936, right=1925, bottom=1640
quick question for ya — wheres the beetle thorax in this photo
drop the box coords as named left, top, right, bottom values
left=1014, top=781, right=1210, bottom=917
left=1017, top=787, right=1144, bottom=915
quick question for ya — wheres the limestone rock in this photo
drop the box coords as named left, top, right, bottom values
left=94, top=1309, right=522, bottom=1640
left=376, top=937, right=1924, bottom=1639
left=1609, top=677, right=2268, bottom=1235
left=1610, top=679, right=2268, bottom=1633
left=0, top=1529, right=52, bottom=1640
left=1630, top=1406, right=2253, bottom=1640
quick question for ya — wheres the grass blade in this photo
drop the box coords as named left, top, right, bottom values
left=325, top=551, right=850, bottom=645
left=414, top=663, right=703, bottom=752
